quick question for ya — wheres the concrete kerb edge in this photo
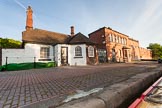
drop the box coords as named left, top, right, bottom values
left=56, top=69, right=162, bottom=108
left=98, top=70, right=162, bottom=108
left=55, top=98, right=106, bottom=108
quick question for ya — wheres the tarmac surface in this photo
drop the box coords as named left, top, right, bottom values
left=0, top=61, right=160, bottom=108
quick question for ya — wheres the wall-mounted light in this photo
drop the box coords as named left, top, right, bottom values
left=102, top=41, right=106, bottom=44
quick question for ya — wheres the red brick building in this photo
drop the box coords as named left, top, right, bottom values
left=89, top=27, right=152, bottom=63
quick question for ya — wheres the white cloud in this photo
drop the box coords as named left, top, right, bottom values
left=128, top=0, right=162, bottom=47
left=130, top=0, right=162, bottom=33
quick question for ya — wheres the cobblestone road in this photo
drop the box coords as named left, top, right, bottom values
left=0, top=62, right=159, bottom=108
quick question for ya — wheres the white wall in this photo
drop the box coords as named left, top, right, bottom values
left=54, top=44, right=69, bottom=66
left=69, top=44, right=87, bottom=66
left=25, top=43, right=54, bottom=61
left=2, top=49, right=27, bottom=65
left=2, top=43, right=87, bottom=66
left=54, top=44, right=87, bottom=66
left=2, top=43, right=54, bottom=65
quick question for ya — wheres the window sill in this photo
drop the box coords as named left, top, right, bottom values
left=88, top=56, right=95, bottom=58
left=38, top=59, right=52, bottom=61
left=74, top=56, right=83, bottom=58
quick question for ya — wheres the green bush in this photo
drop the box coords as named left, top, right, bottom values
left=0, top=62, right=56, bottom=71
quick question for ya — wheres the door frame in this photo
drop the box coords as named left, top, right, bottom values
left=61, top=47, right=68, bottom=65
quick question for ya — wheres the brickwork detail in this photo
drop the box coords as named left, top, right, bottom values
left=89, top=27, right=152, bottom=62
left=26, top=6, right=33, bottom=31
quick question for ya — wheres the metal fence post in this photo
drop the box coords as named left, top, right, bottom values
left=0, top=47, right=2, bottom=66
left=34, top=57, right=36, bottom=68
left=5, top=57, right=8, bottom=70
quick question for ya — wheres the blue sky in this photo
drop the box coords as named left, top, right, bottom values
left=0, top=0, right=162, bottom=48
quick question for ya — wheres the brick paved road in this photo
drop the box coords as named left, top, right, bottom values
left=0, top=62, right=159, bottom=108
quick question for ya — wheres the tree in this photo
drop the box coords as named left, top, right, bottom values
left=0, top=38, right=22, bottom=48
left=147, top=43, right=162, bottom=59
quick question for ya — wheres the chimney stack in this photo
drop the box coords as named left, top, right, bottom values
left=70, top=26, right=74, bottom=36
left=26, top=6, right=33, bottom=31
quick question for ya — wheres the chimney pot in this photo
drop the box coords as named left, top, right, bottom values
left=70, top=26, right=74, bottom=36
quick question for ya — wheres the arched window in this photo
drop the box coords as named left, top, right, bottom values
left=121, top=38, right=124, bottom=44
left=112, top=34, right=115, bottom=42
left=119, top=37, right=121, bottom=43
left=114, top=35, right=117, bottom=42
left=123, top=38, right=125, bottom=45
left=123, top=38, right=127, bottom=45
left=88, top=46, right=94, bottom=57
left=116, top=36, right=119, bottom=43
left=109, top=34, right=113, bottom=42
left=75, top=46, right=82, bottom=56
left=125, top=39, right=127, bottom=45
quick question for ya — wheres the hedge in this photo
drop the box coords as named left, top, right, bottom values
left=0, top=62, right=56, bottom=71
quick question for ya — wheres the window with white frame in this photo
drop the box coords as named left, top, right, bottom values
left=125, top=39, right=127, bottom=45
left=119, top=37, right=121, bottom=43
left=112, top=34, right=115, bottom=42
left=88, top=46, right=94, bottom=57
left=40, top=47, right=50, bottom=58
left=114, top=36, right=117, bottom=42
left=109, top=34, right=113, bottom=42
left=116, top=36, right=119, bottom=43
left=121, top=38, right=124, bottom=44
left=75, top=46, right=82, bottom=56
left=123, top=39, right=127, bottom=45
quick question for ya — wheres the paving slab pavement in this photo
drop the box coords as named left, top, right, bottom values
left=56, top=69, right=162, bottom=108
left=0, top=61, right=160, bottom=108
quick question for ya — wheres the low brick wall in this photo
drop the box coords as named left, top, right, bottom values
left=55, top=69, right=162, bottom=108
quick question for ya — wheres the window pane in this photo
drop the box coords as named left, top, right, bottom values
left=40, top=47, right=50, bottom=58
left=109, top=34, right=112, bottom=42
left=88, top=46, right=94, bottom=57
left=75, top=46, right=82, bottom=56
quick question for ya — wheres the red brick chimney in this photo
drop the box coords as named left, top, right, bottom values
left=26, top=6, right=33, bottom=31
left=70, top=26, right=74, bottom=36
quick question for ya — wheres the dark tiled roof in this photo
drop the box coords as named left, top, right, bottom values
left=22, top=28, right=69, bottom=45
left=68, top=32, right=95, bottom=44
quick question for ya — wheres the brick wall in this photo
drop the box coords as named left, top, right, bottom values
left=89, top=27, right=152, bottom=62
left=86, top=45, right=98, bottom=65
left=89, top=27, right=106, bottom=49
left=139, top=47, right=152, bottom=59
